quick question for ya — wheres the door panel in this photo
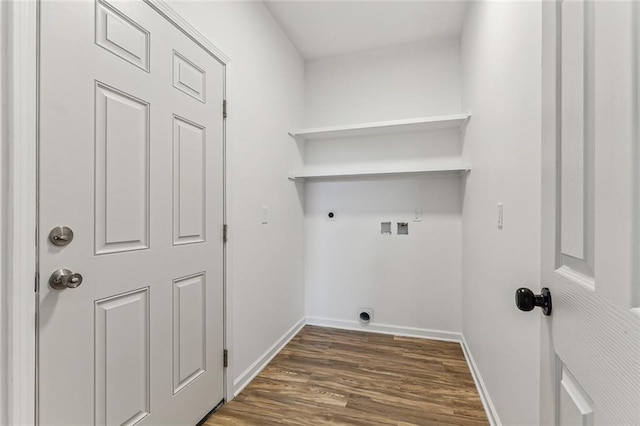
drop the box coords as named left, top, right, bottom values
left=173, top=115, right=206, bottom=245
left=558, top=366, right=593, bottom=426
left=94, top=82, right=150, bottom=254
left=39, top=1, right=225, bottom=424
left=541, top=1, right=640, bottom=425
left=172, top=51, right=206, bottom=102
left=173, top=273, right=207, bottom=394
left=95, top=0, right=150, bottom=72
left=95, top=288, right=151, bottom=426
left=592, top=0, right=637, bottom=305
left=559, top=0, right=594, bottom=272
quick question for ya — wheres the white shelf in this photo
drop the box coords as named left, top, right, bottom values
left=289, top=113, right=470, bottom=142
left=288, top=165, right=471, bottom=182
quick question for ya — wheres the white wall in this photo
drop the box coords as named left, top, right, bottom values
left=305, top=39, right=462, bottom=127
left=305, top=178, right=462, bottom=335
left=461, top=2, right=542, bottom=424
left=304, top=39, right=464, bottom=335
left=166, top=0, right=305, bottom=393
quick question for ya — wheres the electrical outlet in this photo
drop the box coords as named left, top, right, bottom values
left=497, top=203, right=503, bottom=230
left=413, top=209, right=422, bottom=222
left=261, top=206, right=269, bottom=224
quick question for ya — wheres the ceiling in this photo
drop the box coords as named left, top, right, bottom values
left=263, top=1, right=469, bottom=60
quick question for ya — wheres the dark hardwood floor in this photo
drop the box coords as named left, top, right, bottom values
left=205, top=326, right=488, bottom=425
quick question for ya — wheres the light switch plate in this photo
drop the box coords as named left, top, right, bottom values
left=497, top=203, right=503, bottom=230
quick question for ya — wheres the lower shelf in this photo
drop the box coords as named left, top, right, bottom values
left=288, top=165, right=472, bottom=182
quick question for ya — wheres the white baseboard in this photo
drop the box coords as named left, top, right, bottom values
left=460, top=334, right=501, bottom=426
left=232, top=317, right=305, bottom=397
left=305, top=316, right=462, bottom=342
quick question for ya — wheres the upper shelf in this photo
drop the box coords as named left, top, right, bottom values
left=288, top=164, right=472, bottom=182
left=289, top=113, right=471, bottom=142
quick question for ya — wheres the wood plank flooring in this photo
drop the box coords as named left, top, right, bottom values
left=205, top=326, right=488, bottom=426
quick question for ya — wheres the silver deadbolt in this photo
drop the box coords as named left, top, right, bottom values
left=49, top=269, right=83, bottom=290
left=49, top=226, right=74, bottom=246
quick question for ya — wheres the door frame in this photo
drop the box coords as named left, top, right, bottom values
left=539, top=1, right=559, bottom=423
left=0, top=1, right=234, bottom=423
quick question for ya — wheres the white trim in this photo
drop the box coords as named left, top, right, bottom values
left=232, top=317, right=305, bottom=397
left=143, top=0, right=230, bottom=65
left=222, top=61, right=235, bottom=403
left=3, top=0, right=38, bottom=425
left=305, top=316, right=461, bottom=342
left=460, top=334, right=501, bottom=426
left=633, top=0, right=640, bottom=309
left=1, top=5, right=7, bottom=423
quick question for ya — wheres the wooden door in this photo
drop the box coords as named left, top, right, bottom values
left=38, top=1, right=225, bottom=424
left=540, top=1, right=640, bottom=424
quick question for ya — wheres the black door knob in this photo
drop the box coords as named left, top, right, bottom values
left=515, top=287, right=552, bottom=316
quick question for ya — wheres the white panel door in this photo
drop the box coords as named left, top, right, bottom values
left=540, top=1, right=640, bottom=425
left=38, top=1, right=225, bottom=424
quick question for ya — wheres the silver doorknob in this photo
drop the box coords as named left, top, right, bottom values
left=49, top=269, right=83, bottom=290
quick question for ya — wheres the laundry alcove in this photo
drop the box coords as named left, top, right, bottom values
left=288, top=39, right=470, bottom=338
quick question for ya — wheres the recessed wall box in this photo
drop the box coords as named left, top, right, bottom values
left=358, top=308, right=373, bottom=323
left=381, top=222, right=392, bottom=234
left=397, top=222, right=409, bottom=235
